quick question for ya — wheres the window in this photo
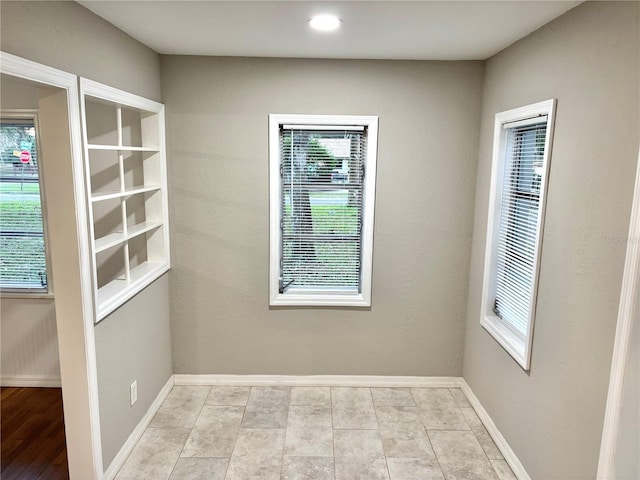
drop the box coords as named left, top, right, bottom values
left=480, top=100, right=556, bottom=370
left=269, top=114, right=378, bottom=306
left=0, top=112, right=49, bottom=292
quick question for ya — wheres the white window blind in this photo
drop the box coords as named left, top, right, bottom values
left=493, top=119, right=547, bottom=336
left=481, top=99, right=555, bottom=371
left=0, top=118, right=48, bottom=290
left=279, top=127, right=366, bottom=293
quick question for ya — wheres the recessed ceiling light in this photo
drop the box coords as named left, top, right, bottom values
left=309, top=14, right=342, bottom=32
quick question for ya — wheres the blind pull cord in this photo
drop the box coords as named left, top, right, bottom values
left=279, top=277, right=295, bottom=294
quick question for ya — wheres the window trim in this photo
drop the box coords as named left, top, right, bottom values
left=0, top=110, right=53, bottom=296
left=268, top=114, right=378, bottom=307
left=480, top=99, right=556, bottom=370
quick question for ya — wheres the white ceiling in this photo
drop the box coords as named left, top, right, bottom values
left=80, top=1, right=581, bottom=60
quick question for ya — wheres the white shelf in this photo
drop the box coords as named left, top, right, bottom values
left=87, top=144, right=159, bottom=152
left=96, top=261, right=169, bottom=319
left=91, top=185, right=161, bottom=203
left=94, top=221, right=162, bottom=253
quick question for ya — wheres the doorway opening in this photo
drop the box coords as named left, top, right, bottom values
left=0, top=53, right=103, bottom=480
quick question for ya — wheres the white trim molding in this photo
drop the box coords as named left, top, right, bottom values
left=174, top=374, right=460, bottom=388
left=1, top=375, right=61, bottom=388
left=268, top=114, right=379, bottom=307
left=597, top=147, right=640, bottom=479
left=104, top=376, right=175, bottom=480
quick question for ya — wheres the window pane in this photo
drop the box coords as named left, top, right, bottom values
left=283, top=189, right=360, bottom=236
left=280, top=127, right=365, bottom=292
left=494, top=122, right=547, bottom=336
left=0, top=120, right=47, bottom=289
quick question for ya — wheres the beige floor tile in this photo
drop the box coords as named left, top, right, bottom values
left=449, top=389, right=471, bottom=408
left=372, top=388, right=416, bottom=407
left=149, top=386, right=210, bottom=428
left=281, top=456, right=335, bottom=480
left=242, top=386, right=290, bottom=428
left=334, top=457, right=390, bottom=480
left=168, top=457, right=228, bottom=480
left=181, top=405, right=243, bottom=457
left=205, top=386, right=250, bottom=406
left=460, top=407, right=503, bottom=459
left=387, top=458, right=444, bottom=480
left=334, top=429, right=385, bottom=459
left=290, top=386, right=331, bottom=406
left=226, top=428, right=285, bottom=480
left=379, top=422, right=435, bottom=459
left=225, top=455, right=282, bottom=480
left=248, top=386, right=291, bottom=403
left=411, top=388, right=470, bottom=430
left=116, top=428, right=190, bottom=480
left=375, top=406, right=435, bottom=459
left=285, top=405, right=333, bottom=456
left=429, top=430, right=499, bottom=480
left=231, top=428, right=285, bottom=458
left=375, top=406, right=423, bottom=426
left=332, top=388, right=378, bottom=429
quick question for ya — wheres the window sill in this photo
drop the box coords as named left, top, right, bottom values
left=480, top=315, right=530, bottom=370
left=0, top=291, right=54, bottom=300
left=270, top=292, right=370, bottom=307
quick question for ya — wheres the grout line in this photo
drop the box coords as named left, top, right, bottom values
left=425, top=428, right=446, bottom=477
left=410, top=387, right=446, bottom=479
left=223, top=387, right=249, bottom=479
left=170, top=384, right=212, bottom=478
left=460, top=406, right=503, bottom=462
left=330, top=386, right=337, bottom=472
left=278, top=386, right=291, bottom=479
left=369, top=387, right=392, bottom=480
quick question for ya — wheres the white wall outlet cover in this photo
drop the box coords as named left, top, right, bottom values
left=130, top=380, right=138, bottom=406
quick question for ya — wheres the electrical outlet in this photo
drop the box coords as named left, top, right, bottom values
left=130, top=380, right=137, bottom=406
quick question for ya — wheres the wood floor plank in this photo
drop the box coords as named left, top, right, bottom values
left=1, top=387, right=69, bottom=480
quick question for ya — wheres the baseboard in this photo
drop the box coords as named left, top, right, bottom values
left=174, top=374, right=462, bottom=388
left=1, top=375, right=61, bottom=388
left=459, top=378, right=531, bottom=480
left=103, top=375, right=175, bottom=480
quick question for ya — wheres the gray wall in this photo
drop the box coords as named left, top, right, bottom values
left=95, top=274, right=173, bottom=467
left=1, top=75, right=40, bottom=109
left=0, top=1, right=160, bottom=101
left=462, top=2, right=639, bottom=479
left=161, top=56, right=484, bottom=375
left=1, top=1, right=172, bottom=470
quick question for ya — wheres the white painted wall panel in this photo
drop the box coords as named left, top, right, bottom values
left=1, top=298, right=61, bottom=385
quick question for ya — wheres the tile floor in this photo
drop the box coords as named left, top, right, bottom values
left=116, top=386, right=517, bottom=480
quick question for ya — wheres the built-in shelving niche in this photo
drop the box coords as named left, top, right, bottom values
left=80, top=79, right=170, bottom=322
